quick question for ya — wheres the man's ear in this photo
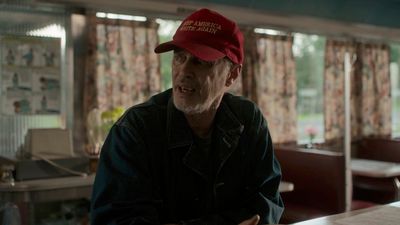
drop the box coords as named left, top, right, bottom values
left=225, top=64, right=242, bottom=87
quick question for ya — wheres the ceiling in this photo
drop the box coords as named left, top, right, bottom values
left=0, top=1, right=65, bottom=35
left=32, top=0, right=400, bottom=41
left=2, top=0, right=400, bottom=41
left=173, top=0, right=400, bottom=30
left=42, top=0, right=400, bottom=29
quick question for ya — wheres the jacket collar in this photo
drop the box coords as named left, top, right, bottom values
left=166, top=95, right=244, bottom=150
left=212, top=99, right=244, bottom=174
left=166, top=95, right=244, bottom=179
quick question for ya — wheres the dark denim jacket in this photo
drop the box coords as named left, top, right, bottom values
left=91, top=89, right=284, bottom=225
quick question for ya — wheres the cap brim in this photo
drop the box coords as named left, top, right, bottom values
left=154, top=40, right=225, bottom=62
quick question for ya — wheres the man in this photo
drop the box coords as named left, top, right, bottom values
left=91, top=8, right=284, bottom=225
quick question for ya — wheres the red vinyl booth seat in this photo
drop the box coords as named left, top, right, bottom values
left=275, top=146, right=346, bottom=223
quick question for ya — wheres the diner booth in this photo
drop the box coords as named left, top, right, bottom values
left=1, top=0, right=400, bottom=225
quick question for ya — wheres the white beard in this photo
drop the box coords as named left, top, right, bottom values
left=173, top=99, right=209, bottom=115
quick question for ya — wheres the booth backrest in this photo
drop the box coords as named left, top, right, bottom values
left=356, top=138, right=400, bottom=163
left=275, top=146, right=346, bottom=222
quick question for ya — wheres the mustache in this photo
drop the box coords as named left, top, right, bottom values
left=174, top=79, right=197, bottom=88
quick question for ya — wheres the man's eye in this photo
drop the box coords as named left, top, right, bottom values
left=173, top=54, right=186, bottom=64
left=193, top=58, right=214, bottom=67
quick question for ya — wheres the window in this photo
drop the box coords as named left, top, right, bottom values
left=0, top=5, right=67, bottom=158
left=157, top=19, right=181, bottom=90
left=293, top=33, right=326, bottom=143
left=390, top=43, right=400, bottom=137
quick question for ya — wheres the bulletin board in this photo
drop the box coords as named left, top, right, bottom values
left=0, top=35, right=61, bottom=115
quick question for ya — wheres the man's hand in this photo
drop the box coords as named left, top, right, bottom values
left=239, top=214, right=260, bottom=225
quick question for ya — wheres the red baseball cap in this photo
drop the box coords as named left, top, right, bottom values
left=154, top=8, right=244, bottom=64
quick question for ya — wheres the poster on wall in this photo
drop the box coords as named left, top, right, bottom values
left=0, top=35, right=61, bottom=115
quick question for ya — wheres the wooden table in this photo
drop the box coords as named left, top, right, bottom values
left=291, top=201, right=400, bottom=225
left=279, top=181, right=294, bottom=193
left=351, top=158, right=400, bottom=203
left=1, top=175, right=292, bottom=224
left=0, top=174, right=95, bottom=225
left=351, top=159, right=400, bottom=178
left=0, top=174, right=95, bottom=202
left=1, top=175, right=292, bottom=200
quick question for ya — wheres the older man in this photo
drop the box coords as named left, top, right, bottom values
left=91, top=8, right=284, bottom=225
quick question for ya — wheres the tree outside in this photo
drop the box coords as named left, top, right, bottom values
left=293, top=33, right=326, bottom=143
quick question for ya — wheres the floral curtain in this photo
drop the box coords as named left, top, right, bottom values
left=352, top=43, right=391, bottom=138
left=84, top=15, right=161, bottom=153
left=324, top=40, right=391, bottom=142
left=324, top=40, right=354, bottom=142
left=241, top=28, right=259, bottom=100
left=242, top=30, right=297, bottom=144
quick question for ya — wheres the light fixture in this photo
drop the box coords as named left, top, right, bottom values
left=96, top=12, right=147, bottom=22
